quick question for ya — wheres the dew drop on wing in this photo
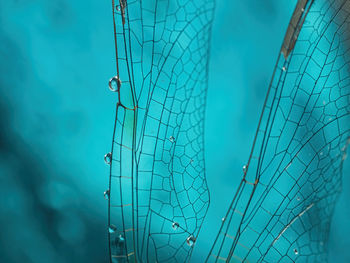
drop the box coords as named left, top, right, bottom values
left=104, top=189, right=110, bottom=200
left=169, top=136, right=175, bottom=143
left=109, top=224, right=117, bottom=234
left=172, top=222, right=179, bottom=230
left=186, top=236, right=196, bottom=247
left=104, top=152, right=112, bottom=165
left=115, top=235, right=125, bottom=259
left=117, top=234, right=125, bottom=242
left=243, top=165, right=247, bottom=174
left=108, top=76, right=121, bottom=92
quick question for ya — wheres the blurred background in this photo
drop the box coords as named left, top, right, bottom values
left=0, top=0, right=349, bottom=262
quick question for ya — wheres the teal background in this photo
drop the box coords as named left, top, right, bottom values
left=0, top=0, right=349, bottom=262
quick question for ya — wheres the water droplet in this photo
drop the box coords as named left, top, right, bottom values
left=104, top=152, right=112, bottom=165
left=169, top=136, right=175, bottom=143
left=186, top=235, right=196, bottom=247
left=301, top=8, right=305, bottom=12
left=118, top=235, right=125, bottom=242
left=114, top=235, right=124, bottom=248
left=294, top=248, right=299, bottom=255
left=108, top=76, right=121, bottom=92
left=172, top=222, right=179, bottom=230
left=282, top=66, right=287, bottom=71
left=115, top=5, right=120, bottom=11
left=243, top=165, right=247, bottom=174
left=109, top=224, right=117, bottom=234
left=104, top=189, right=110, bottom=200
left=296, top=196, right=301, bottom=201
left=221, top=217, right=226, bottom=222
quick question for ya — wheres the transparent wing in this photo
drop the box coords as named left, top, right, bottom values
left=106, top=0, right=215, bottom=262
left=206, top=0, right=350, bottom=262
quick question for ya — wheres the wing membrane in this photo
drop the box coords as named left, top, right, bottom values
left=107, top=0, right=215, bottom=262
left=206, top=0, right=350, bottom=262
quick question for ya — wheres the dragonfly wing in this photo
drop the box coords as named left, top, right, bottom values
left=107, top=0, right=215, bottom=262
left=206, top=0, right=350, bottom=262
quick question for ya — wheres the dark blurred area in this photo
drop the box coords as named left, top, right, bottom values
left=0, top=1, right=113, bottom=262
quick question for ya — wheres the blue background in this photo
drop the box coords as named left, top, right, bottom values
left=0, top=0, right=349, bottom=262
